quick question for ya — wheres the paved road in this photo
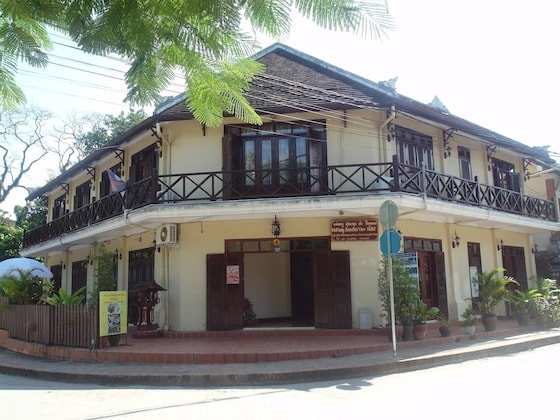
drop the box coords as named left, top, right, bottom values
left=2, top=343, right=560, bottom=420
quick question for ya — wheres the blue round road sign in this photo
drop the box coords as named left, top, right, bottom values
left=380, top=228, right=401, bottom=256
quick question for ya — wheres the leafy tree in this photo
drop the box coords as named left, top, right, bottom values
left=0, top=1, right=57, bottom=109
left=0, top=222, right=22, bottom=261
left=0, top=107, right=51, bottom=204
left=73, top=109, right=147, bottom=156
left=89, top=244, right=118, bottom=306
left=0, top=269, right=42, bottom=304
left=14, top=196, right=47, bottom=231
left=1, top=0, right=394, bottom=126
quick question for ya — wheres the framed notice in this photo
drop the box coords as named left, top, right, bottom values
left=99, top=291, right=128, bottom=337
left=226, top=265, right=240, bottom=284
left=469, top=266, right=479, bottom=298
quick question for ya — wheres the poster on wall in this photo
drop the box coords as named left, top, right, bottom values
left=469, top=266, right=479, bottom=298
left=226, top=265, right=240, bottom=284
left=99, top=291, right=128, bottom=337
left=393, top=252, right=419, bottom=287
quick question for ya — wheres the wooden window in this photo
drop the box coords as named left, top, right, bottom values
left=52, top=194, right=66, bottom=220
left=130, top=146, right=157, bottom=184
left=74, top=181, right=91, bottom=210
left=458, top=146, right=472, bottom=180
left=491, top=158, right=520, bottom=192
left=100, top=164, right=123, bottom=197
left=396, top=126, right=434, bottom=170
left=224, top=121, right=326, bottom=197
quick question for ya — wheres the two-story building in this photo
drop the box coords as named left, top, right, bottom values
left=21, top=43, right=560, bottom=331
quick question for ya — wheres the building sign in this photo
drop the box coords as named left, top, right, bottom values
left=99, top=291, right=128, bottom=337
left=331, top=218, right=378, bottom=241
left=226, top=265, right=240, bottom=284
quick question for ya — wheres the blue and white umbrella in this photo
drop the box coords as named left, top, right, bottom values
left=0, top=257, right=53, bottom=279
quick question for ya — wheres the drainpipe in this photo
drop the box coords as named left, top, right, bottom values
left=163, top=246, right=170, bottom=331
left=379, top=105, right=396, bottom=162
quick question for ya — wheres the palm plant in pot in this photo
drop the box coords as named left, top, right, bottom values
left=461, top=306, right=478, bottom=335
left=413, top=301, right=439, bottom=340
left=507, top=288, right=541, bottom=327
left=475, top=268, right=517, bottom=332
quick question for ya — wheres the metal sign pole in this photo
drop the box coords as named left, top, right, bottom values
left=387, top=231, right=397, bottom=357
left=379, top=200, right=399, bottom=358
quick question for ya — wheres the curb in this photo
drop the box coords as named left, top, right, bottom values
left=1, top=330, right=559, bottom=387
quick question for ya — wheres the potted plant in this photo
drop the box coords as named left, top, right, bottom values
left=243, top=298, right=257, bottom=326
left=413, top=301, right=439, bottom=340
left=507, top=288, right=541, bottom=326
left=475, top=268, right=517, bottom=331
left=438, top=313, right=452, bottom=337
left=377, top=257, right=418, bottom=341
left=461, top=306, right=477, bottom=335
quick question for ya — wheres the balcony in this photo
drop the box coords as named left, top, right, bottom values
left=23, top=157, right=557, bottom=248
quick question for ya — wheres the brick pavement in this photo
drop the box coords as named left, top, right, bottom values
left=1, top=322, right=559, bottom=387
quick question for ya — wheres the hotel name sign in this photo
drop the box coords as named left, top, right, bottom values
left=330, top=218, right=378, bottom=241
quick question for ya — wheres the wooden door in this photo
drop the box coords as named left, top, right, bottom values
left=206, top=253, right=244, bottom=331
left=502, top=246, right=527, bottom=289
left=434, top=251, right=448, bottom=316
left=290, top=252, right=314, bottom=324
left=331, top=250, right=352, bottom=329
left=206, top=254, right=226, bottom=331
left=128, top=247, right=155, bottom=325
left=502, top=246, right=527, bottom=318
left=71, top=260, right=87, bottom=293
left=313, top=250, right=351, bottom=329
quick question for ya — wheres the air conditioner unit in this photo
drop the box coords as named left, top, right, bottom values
left=156, top=224, right=178, bottom=245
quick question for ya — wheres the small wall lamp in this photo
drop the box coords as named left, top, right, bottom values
left=87, top=254, right=93, bottom=265
left=115, top=249, right=122, bottom=260
left=272, top=215, right=281, bottom=238
left=532, top=244, right=539, bottom=254
left=60, top=261, right=66, bottom=269
left=497, top=239, right=504, bottom=251
left=451, top=232, right=460, bottom=248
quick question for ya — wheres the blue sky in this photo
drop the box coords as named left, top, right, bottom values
left=5, top=0, right=559, bottom=215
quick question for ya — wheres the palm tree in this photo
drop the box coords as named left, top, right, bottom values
left=475, top=268, right=517, bottom=331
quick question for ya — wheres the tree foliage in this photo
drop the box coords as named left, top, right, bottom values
left=73, top=109, right=147, bottom=156
left=49, top=109, right=148, bottom=172
left=0, top=221, right=22, bottom=260
left=1, top=0, right=394, bottom=126
left=14, top=196, right=47, bottom=231
left=42, top=285, right=86, bottom=305
left=0, top=269, right=42, bottom=304
left=89, top=244, right=118, bottom=305
left=0, top=107, right=51, bottom=204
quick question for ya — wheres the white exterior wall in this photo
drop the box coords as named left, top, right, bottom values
left=34, top=107, right=554, bottom=333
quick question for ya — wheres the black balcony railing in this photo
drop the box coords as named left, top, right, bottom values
left=23, top=157, right=557, bottom=248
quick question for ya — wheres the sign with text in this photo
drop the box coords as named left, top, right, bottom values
left=331, top=218, right=378, bottom=241
left=99, top=291, right=128, bottom=337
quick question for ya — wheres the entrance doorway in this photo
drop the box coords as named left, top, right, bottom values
left=206, top=239, right=351, bottom=331
left=501, top=245, right=527, bottom=318
left=404, top=237, right=448, bottom=315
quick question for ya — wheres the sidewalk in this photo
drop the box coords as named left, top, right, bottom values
left=1, top=324, right=559, bottom=387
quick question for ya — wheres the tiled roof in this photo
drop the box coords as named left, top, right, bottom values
left=28, top=43, right=555, bottom=200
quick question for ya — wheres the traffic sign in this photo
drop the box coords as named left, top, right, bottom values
left=380, top=228, right=401, bottom=256
left=379, top=200, right=398, bottom=228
